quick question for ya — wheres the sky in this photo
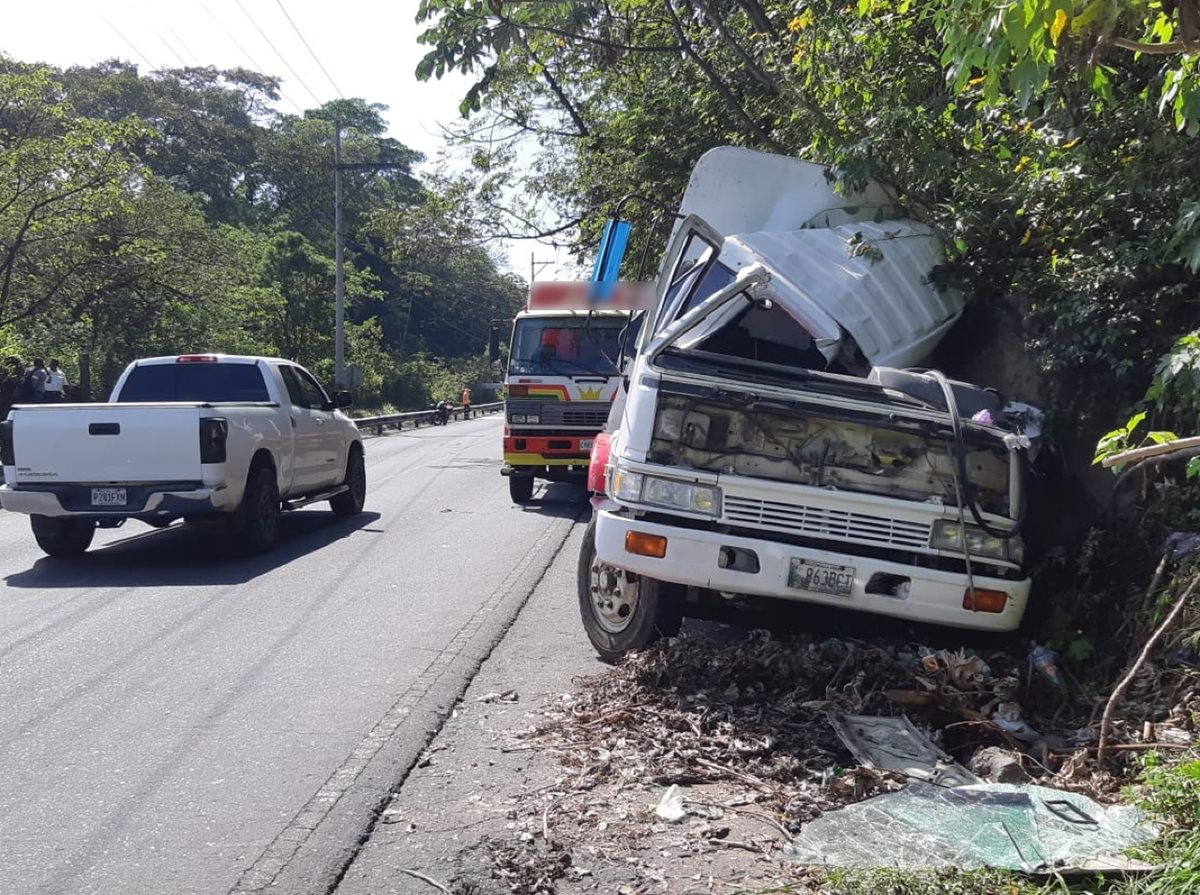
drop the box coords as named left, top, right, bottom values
left=1, top=0, right=580, bottom=280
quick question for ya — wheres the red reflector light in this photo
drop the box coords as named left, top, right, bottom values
left=176, top=354, right=219, bottom=363
left=586, top=432, right=612, bottom=493
left=626, top=531, right=667, bottom=559
left=508, top=384, right=529, bottom=397
left=963, top=588, right=1008, bottom=613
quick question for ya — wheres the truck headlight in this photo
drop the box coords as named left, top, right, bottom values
left=508, top=413, right=540, bottom=424
left=931, top=520, right=1022, bottom=563
left=611, top=468, right=720, bottom=517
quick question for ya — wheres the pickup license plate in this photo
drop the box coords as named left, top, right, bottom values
left=91, top=487, right=127, bottom=507
left=788, top=559, right=855, bottom=597
left=580, top=439, right=594, bottom=450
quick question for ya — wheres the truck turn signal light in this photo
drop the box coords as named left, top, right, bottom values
left=962, top=588, right=1007, bottom=613
left=625, top=531, right=668, bottom=559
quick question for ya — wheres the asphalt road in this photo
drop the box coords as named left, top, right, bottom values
left=0, top=416, right=585, bottom=895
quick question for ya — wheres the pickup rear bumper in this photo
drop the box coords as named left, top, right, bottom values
left=0, top=482, right=234, bottom=519
left=593, top=510, right=1030, bottom=632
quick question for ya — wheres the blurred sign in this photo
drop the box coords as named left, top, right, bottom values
left=528, top=281, right=653, bottom=312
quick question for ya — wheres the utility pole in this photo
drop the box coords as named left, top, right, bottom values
left=334, top=123, right=345, bottom=388
left=530, top=252, right=553, bottom=284
left=332, top=126, right=411, bottom=389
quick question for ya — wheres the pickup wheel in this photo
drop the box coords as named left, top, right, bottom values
left=577, top=518, right=683, bottom=663
left=233, top=464, right=281, bottom=554
left=330, top=445, right=366, bottom=516
left=31, top=515, right=95, bottom=558
left=509, top=474, right=534, bottom=504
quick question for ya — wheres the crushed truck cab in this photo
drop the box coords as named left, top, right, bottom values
left=578, top=147, right=1043, bottom=661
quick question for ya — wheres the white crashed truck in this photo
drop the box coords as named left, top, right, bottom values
left=579, top=147, right=1041, bottom=661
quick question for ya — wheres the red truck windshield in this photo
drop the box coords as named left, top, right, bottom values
left=508, top=317, right=627, bottom=376
left=115, top=363, right=271, bottom=403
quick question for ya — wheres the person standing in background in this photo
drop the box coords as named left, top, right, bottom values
left=44, top=359, right=67, bottom=401
left=461, top=385, right=472, bottom=418
left=20, top=357, right=48, bottom=402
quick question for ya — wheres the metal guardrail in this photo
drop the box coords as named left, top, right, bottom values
left=354, top=401, right=504, bottom=435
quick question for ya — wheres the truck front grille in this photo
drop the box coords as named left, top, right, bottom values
left=722, top=495, right=932, bottom=551
left=507, top=400, right=610, bottom=428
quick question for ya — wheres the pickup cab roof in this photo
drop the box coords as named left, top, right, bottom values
left=129, top=354, right=289, bottom=366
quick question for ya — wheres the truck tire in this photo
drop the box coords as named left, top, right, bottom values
left=509, top=474, right=534, bottom=504
left=577, top=518, right=683, bottom=663
left=330, top=445, right=366, bottom=516
left=31, top=515, right=95, bottom=558
left=233, top=464, right=281, bottom=554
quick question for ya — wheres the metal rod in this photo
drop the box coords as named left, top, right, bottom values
left=334, top=121, right=345, bottom=388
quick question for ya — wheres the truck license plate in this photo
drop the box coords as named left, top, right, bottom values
left=91, top=487, right=127, bottom=507
left=580, top=439, right=594, bottom=450
left=788, top=559, right=855, bottom=597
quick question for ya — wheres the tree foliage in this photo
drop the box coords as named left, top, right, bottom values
left=417, top=0, right=1200, bottom=447
left=0, top=57, right=523, bottom=412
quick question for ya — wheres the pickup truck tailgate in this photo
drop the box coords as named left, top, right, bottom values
left=11, top=405, right=203, bottom=484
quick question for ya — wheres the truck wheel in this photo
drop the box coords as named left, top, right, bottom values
left=31, top=515, right=95, bottom=558
left=234, top=464, right=281, bottom=554
left=509, top=474, right=534, bottom=504
left=330, top=446, right=366, bottom=516
left=577, top=518, right=683, bottom=663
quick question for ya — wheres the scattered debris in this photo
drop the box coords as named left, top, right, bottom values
left=478, top=690, right=520, bottom=704
left=654, top=785, right=687, bottom=823
left=1030, top=645, right=1064, bottom=688
left=969, top=747, right=1030, bottom=784
left=829, top=714, right=978, bottom=787
left=783, top=783, right=1157, bottom=873
left=465, top=619, right=1199, bottom=893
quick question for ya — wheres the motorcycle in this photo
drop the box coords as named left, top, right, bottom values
left=430, top=400, right=453, bottom=425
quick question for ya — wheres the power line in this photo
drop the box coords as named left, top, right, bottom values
left=231, top=0, right=322, bottom=107
left=273, top=0, right=344, bottom=98
left=167, top=24, right=204, bottom=66
left=194, top=0, right=305, bottom=115
left=149, top=24, right=189, bottom=68
left=101, top=15, right=157, bottom=71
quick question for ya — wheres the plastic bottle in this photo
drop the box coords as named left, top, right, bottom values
left=1030, top=645, right=1064, bottom=688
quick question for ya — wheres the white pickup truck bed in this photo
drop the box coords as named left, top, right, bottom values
left=0, top=355, right=366, bottom=557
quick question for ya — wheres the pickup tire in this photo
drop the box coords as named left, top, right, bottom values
left=232, top=463, right=281, bottom=554
left=577, top=518, right=683, bottom=663
left=330, top=445, right=366, bottom=516
left=509, top=474, right=534, bottom=504
left=31, top=515, right=95, bottom=557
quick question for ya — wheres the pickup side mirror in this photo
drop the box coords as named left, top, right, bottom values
left=331, top=390, right=354, bottom=409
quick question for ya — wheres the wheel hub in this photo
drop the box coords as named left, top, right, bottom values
left=589, top=558, right=640, bottom=634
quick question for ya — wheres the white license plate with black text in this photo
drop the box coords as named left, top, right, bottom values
left=579, top=439, right=594, bottom=450
left=91, top=487, right=127, bottom=507
left=788, top=559, right=855, bottom=597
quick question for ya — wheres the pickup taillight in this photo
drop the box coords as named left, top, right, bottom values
left=199, top=417, right=228, bottom=464
left=0, top=420, right=13, bottom=466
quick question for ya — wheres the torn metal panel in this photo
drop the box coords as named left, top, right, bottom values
left=669, top=222, right=962, bottom=370
left=830, top=714, right=980, bottom=787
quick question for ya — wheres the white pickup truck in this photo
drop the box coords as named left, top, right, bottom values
left=579, top=148, right=1042, bottom=661
left=0, top=354, right=366, bottom=557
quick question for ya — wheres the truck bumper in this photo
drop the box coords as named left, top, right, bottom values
left=0, top=483, right=233, bottom=518
left=503, top=434, right=594, bottom=467
left=593, top=510, right=1030, bottom=632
